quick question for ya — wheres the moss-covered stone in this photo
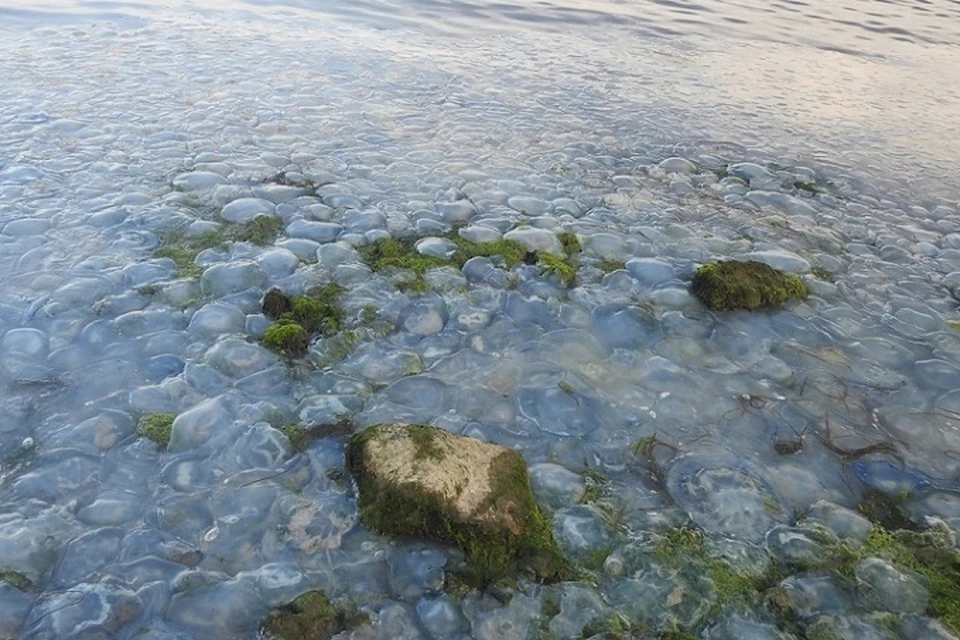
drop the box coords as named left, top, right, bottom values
left=347, top=424, right=567, bottom=586
left=557, top=231, right=581, bottom=256
left=858, top=489, right=917, bottom=532
left=260, top=590, right=346, bottom=640
left=234, top=215, right=283, bottom=246
left=288, top=285, right=344, bottom=336
left=0, top=569, right=33, bottom=591
left=261, top=284, right=344, bottom=357
left=859, top=525, right=960, bottom=635
left=153, top=245, right=204, bottom=279
left=137, top=412, right=176, bottom=448
left=262, top=288, right=292, bottom=319
left=538, top=253, right=578, bottom=287
left=597, top=258, right=626, bottom=273
left=280, top=424, right=310, bottom=453
left=263, top=320, right=310, bottom=358
left=691, top=260, right=808, bottom=311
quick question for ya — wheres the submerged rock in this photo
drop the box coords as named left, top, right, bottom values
left=260, top=590, right=342, bottom=640
left=691, top=260, right=808, bottom=311
left=347, top=424, right=566, bottom=585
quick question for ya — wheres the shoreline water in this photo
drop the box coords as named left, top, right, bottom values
left=1, top=1, right=960, bottom=638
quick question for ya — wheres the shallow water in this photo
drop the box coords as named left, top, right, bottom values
left=1, top=0, right=960, bottom=638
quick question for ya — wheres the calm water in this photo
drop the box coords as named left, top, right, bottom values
left=2, top=0, right=960, bottom=638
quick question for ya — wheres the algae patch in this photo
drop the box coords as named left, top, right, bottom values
left=692, top=260, right=808, bottom=311
left=358, top=232, right=585, bottom=292
left=137, top=412, right=176, bottom=448
left=597, top=258, right=626, bottom=273
left=263, top=321, right=310, bottom=358
left=0, top=569, right=33, bottom=591
left=347, top=424, right=567, bottom=586
left=259, top=284, right=345, bottom=358
left=260, top=589, right=366, bottom=640
left=152, top=215, right=283, bottom=278
left=538, top=252, right=578, bottom=287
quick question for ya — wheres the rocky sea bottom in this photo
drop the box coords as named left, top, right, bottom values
left=2, top=7, right=960, bottom=640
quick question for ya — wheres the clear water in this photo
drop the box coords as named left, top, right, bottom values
left=1, top=0, right=960, bottom=638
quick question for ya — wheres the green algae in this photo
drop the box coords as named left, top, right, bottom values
left=949, top=321, right=960, bottom=331
left=137, top=412, right=176, bottom=448
left=280, top=424, right=310, bottom=453
left=153, top=245, right=205, bottom=279
left=289, top=285, right=345, bottom=336
left=261, top=288, right=292, bottom=319
left=597, top=258, right=626, bottom=273
left=232, top=215, right=283, bottom=245
left=447, top=234, right=529, bottom=268
left=858, top=489, right=917, bottom=532
left=356, top=231, right=590, bottom=293
left=152, top=215, right=283, bottom=278
left=408, top=424, right=444, bottom=461
left=857, top=525, right=960, bottom=634
left=260, top=590, right=366, bottom=640
left=261, top=284, right=345, bottom=358
left=557, top=231, right=581, bottom=255
left=794, top=180, right=820, bottom=195
left=0, top=569, right=33, bottom=591
left=356, top=237, right=448, bottom=293
left=538, top=253, right=578, bottom=287
left=263, top=320, right=310, bottom=358
left=692, top=260, right=808, bottom=311
left=347, top=424, right=568, bottom=586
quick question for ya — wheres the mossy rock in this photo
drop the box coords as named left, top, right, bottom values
left=347, top=424, right=567, bottom=586
left=288, top=284, right=345, bottom=336
left=260, top=590, right=341, bottom=640
left=557, top=231, right=581, bottom=255
left=538, top=252, right=578, bottom=287
left=0, top=569, right=33, bottom=591
left=692, top=260, right=808, bottom=311
left=137, top=413, right=176, bottom=448
left=263, top=320, right=310, bottom=358
left=262, top=288, right=292, bottom=319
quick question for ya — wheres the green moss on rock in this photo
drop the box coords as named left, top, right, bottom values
left=357, top=237, right=449, bottom=276
left=692, top=260, right=808, bottom=311
left=289, top=285, right=344, bottom=336
left=263, top=320, right=310, bottom=358
left=448, top=234, right=529, bottom=268
left=347, top=424, right=567, bottom=586
left=262, top=288, right=292, bottom=319
left=0, top=569, right=33, bottom=591
left=234, top=215, right=283, bottom=246
left=538, top=253, right=578, bottom=287
left=557, top=231, right=581, bottom=255
left=260, top=590, right=344, bottom=640
left=152, top=215, right=283, bottom=278
left=280, top=424, right=310, bottom=453
left=859, top=525, right=960, bottom=635
left=261, top=283, right=344, bottom=357
left=138, top=412, right=176, bottom=448
left=597, top=258, right=626, bottom=273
